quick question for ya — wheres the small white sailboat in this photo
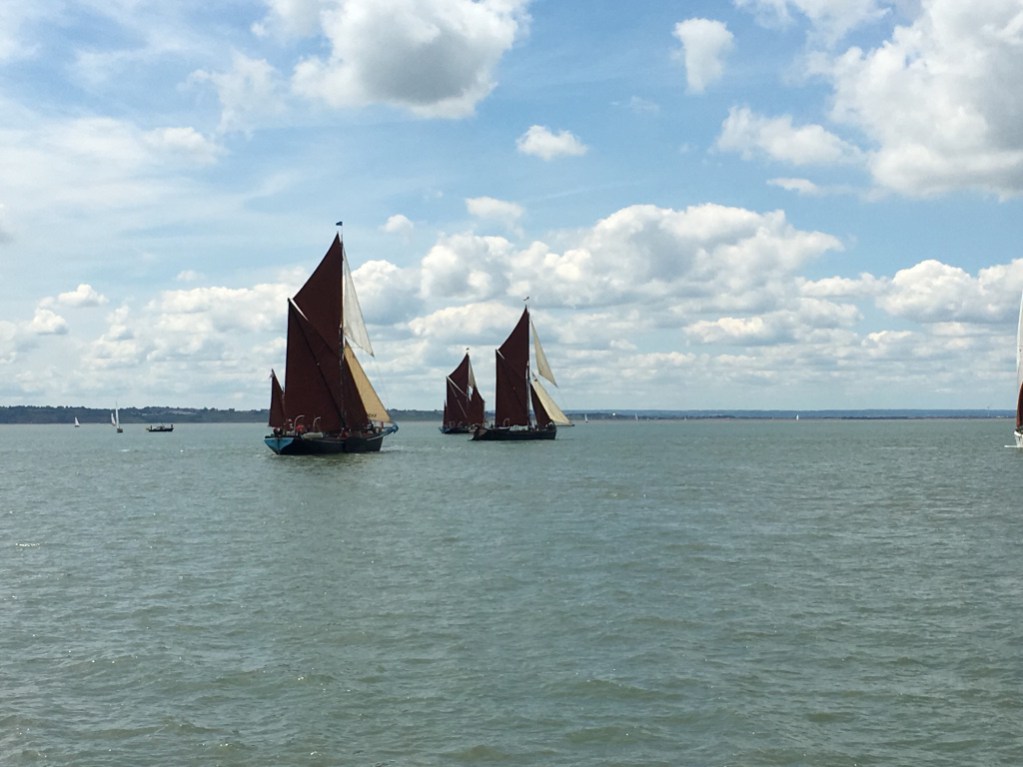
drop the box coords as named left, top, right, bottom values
left=1015, top=291, right=1023, bottom=447
left=111, top=406, right=123, bottom=434
left=74, top=417, right=80, bottom=428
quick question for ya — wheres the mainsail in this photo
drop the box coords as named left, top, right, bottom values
left=494, top=308, right=532, bottom=427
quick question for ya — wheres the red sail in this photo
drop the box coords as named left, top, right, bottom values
left=284, top=300, right=343, bottom=433
left=443, top=353, right=481, bottom=428
left=268, top=369, right=285, bottom=428
left=531, top=382, right=552, bottom=428
left=494, top=307, right=531, bottom=427
left=293, top=234, right=344, bottom=351
left=468, top=387, right=485, bottom=425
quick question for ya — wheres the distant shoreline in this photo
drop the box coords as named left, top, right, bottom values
left=0, top=405, right=1012, bottom=425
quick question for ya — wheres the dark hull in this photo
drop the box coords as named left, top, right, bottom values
left=472, top=424, right=556, bottom=441
left=265, top=424, right=398, bottom=455
left=439, top=424, right=472, bottom=434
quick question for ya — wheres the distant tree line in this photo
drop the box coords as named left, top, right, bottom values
left=0, top=405, right=446, bottom=424
left=0, top=405, right=1008, bottom=425
left=0, top=405, right=268, bottom=425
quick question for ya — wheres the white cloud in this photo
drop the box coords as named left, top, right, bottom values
left=673, top=18, right=735, bottom=93
left=736, top=0, right=890, bottom=42
left=0, top=2, right=45, bottom=61
left=799, top=273, right=885, bottom=299
left=717, top=106, right=863, bottom=166
left=466, top=196, right=524, bottom=230
left=409, top=302, right=518, bottom=344
left=143, top=127, right=221, bottom=165
left=291, top=0, right=530, bottom=118
left=252, top=0, right=327, bottom=38
left=30, top=307, right=68, bottom=335
left=415, top=204, right=842, bottom=313
left=516, top=125, right=588, bottom=160
left=768, top=177, right=822, bottom=195
left=822, top=0, right=1023, bottom=197
left=190, top=52, right=287, bottom=134
left=351, top=259, right=421, bottom=325
left=877, top=258, right=1023, bottom=323
left=0, top=115, right=221, bottom=218
left=685, top=298, right=860, bottom=345
left=382, top=214, right=414, bottom=236
left=56, top=284, right=108, bottom=308
left=419, top=233, right=515, bottom=300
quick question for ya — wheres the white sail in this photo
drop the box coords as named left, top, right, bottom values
left=74, top=417, right=80, bottom=427
left=467, top=354, right=478, bottom=394
left=530, top=318, right=557, bottom=386
left=531, top=379, right=572, bottom=426
left=342, top=245, right=374, bottom=357
left=344, top=344, right=392, bottom=424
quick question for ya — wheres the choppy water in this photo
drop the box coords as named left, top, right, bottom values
left=1, top=419, right=1020, bottom=766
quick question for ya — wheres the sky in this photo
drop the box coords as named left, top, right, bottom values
left=2, top=0, right=1023, bottom=413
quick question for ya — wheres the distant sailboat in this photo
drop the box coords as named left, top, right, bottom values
left=264, top=231, right=398, bottom=455
left=472, top=306, right=571, bottom=441
left=440, top=351, right=485, bottom=434
left=1014, top=290, right=1023, bottom=448
left=74, top=417, right=80, bottom=428
left=111, top=406, right=122, bottom=433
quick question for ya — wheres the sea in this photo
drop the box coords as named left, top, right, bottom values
left=1, top=418, right=1020, bottom=767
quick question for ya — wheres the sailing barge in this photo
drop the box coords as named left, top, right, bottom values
left=265, top=232, right=397, bottom=455
left=440, top=351, right=485, bottom=434
left=472, top=306, right=570, bottom=441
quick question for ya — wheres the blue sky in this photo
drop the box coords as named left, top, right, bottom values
left=2, top=0, right=1023, bottom=412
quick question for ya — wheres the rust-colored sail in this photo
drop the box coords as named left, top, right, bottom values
left=531, top=382, right=552, bottom=428
left=494, top=308, right=531, bottom=427
left=294, top=234, right=343, bottom=351
left=468, top=386, right=485, bottom=425
left=443, top=352, right=485, bottom=429
left=268, top=369, right=285, bottom=428
left=284, top=300, right=343, bottom=433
